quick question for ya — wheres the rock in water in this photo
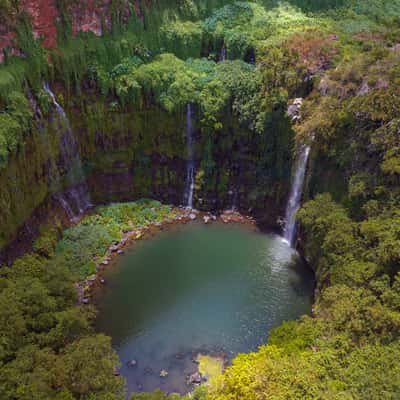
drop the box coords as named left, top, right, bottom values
left=127, top=359, right=137, bottom=368
left=188, top=372, right=202, bottom=384
left=159, top=369, right=169, bottom=377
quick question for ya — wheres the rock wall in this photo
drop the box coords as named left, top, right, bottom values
left=0, top=89, right=293, bottom=262
left=20, top=0, right=59, bottom=48
left=0, top=0, right=132, bottom=62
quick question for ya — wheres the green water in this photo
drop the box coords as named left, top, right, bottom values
left=95, top=222, right=314, bottom=395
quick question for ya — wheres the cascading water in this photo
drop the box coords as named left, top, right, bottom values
left=43, top=83, right=91, bottom=218
left=54, top=192, right=75, bottom=220
left=283, top=144, right=310, bottom=247
left=219, top=45, right=227, bottom=61
left=230, top=158, right=243, bottom=211
left=184, top=103, right=195, bottom=208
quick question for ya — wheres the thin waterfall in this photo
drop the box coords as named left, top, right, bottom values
left=219, top=45, right=227, bottom=62
left=54, top=192, right=76, bottom=220
left=43, top=83, right=91, bottom=218
left=283, top=144, right=310, bottom=246
left=230, top=158, right=243, bottom=212
left=184, top=103, right=195, bottom=208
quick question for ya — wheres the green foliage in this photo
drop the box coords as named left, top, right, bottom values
left=0, top=200, right=179, bottom=398
left=0, top=224, right=125, bottom=399
left=112, top=53, right=266, bottom=133
left=54, top=200, right=176, bottom=278
left=131, top=390, right=185, bottom=400
left=0, top=91, right=32, bottom=168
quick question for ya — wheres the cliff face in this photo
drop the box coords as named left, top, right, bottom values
left=0, top=0, right=131, bottom=62
left=20, top=0, right=59, bottom=48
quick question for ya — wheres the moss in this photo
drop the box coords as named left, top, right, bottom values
left=33, top=224, right=61, bottom=257
left=197, top=354, right=224, bottom=379
left=53, top=200, right=177, bottom=278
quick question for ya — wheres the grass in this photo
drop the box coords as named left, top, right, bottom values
left=197, top=354, right=225, bottom=379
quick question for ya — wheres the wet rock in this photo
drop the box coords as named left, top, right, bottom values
left=375, top=78, right=389, bottom=89
left=287, top=98, right=303, bottom=121
left=188, top=372, right=202, bottom=384
left=159, top=369, right=169, bottom=377
left=110, top=244, right=119, bottom=252
left=82, top=298, right=89, bottom=304
left=117, top=249, right=124, bottom=255
left=357, top=82, right=371, bottom=95
left=127, top=359, right=137, bottom=368
left=102, top=260, right=109, bottom=266
left=100, top=278, right=105, bottom=284
left=203, top=215, right=210, bottom=224
left=189, top=213, right=197, bottom=220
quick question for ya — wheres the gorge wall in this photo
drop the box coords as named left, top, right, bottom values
left=0, top=85, right=294, bottom=263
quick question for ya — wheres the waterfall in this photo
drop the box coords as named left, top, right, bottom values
left=219, top=45, right=227, bottom=62
left=184, top=103, right=195, bottom=208
left=283, top=144, right=310, bottom=247
left=230, top=158, right=243, bottom=212
left=54, top=192, right=76, bottom=221
left=43, top=83, right=91, bottom=218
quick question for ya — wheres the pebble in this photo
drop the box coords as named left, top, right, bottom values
left=159, top=369, right=169, bottom=377
left=127, top=359, right=137, bottom=368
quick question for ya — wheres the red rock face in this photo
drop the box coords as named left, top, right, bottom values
left=69, top=0, right=110, bottom=37
left=20, top=0, right=59, bottom=48
left=0, top=0, right=133, bottom=62
left=0, top=31, right=16, bottom=63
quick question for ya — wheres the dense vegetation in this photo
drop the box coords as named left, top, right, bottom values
left=0, top=200, right=178, bottom=399
left=1, top=0, right=400, bottom=399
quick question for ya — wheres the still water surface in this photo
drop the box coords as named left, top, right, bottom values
left=95, top=222, right=314, bottom=395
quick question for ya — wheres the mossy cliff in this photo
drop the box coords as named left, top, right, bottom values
left=0, top=87, right=294, bottom=258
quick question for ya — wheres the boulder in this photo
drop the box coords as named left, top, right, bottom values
left=188, top=372, right=202, bottom=384
left=127, top=359, right=137, bottom=368
left=159, top=369, right=169, bottom=377
left=287, top=98, right=303, bottom=121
